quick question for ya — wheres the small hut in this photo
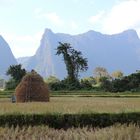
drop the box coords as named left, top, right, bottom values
left=15, top=70, right=50, bottom=102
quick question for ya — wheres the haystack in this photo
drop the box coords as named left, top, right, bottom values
left=15, top=71, right=50, bottom=102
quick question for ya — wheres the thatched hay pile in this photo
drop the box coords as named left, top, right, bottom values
left=15, top=71, right=49, bottom=102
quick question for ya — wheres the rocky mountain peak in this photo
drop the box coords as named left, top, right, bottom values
left=0, top=36, right=17, bottom=79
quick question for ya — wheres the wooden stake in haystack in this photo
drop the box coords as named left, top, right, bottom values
left=15, top=70, right=50, bottom=102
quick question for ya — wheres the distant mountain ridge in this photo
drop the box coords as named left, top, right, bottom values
left=0, top=35, right=17, bottom=79
left=17, top=29, right=140, bottom=79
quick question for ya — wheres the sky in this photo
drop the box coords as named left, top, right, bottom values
left=0, top=0, right=140, bottom=58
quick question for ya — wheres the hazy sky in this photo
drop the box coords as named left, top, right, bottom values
left=0, top=0, right=140, bottom=58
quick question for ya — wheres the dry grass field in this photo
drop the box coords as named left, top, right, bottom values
left=0, top=97, right=140, bottom=114
left=0, top=124, right=139, bottom=140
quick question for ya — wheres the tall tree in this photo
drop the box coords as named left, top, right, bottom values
left=6, top=64, right=26, bottom=83
left=112, top=70, right=123, bottom=79
left=93, top=67, right=110, bottom=84
left=93, top=67, right=109, bottom=78
left=56, top=42, right=88, bottom=83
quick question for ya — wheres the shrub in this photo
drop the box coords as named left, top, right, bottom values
left=80, top=79, right=93, bottom=90
left=0, top=113, right=140, bottom=128
left=100, top=77, right=112, bottom=92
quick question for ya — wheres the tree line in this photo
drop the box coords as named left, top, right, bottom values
left=4, top=42, right=140, bottom=92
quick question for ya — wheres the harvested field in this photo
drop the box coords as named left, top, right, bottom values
left=0, top=124, right=139, bottom=140
left=0, top=97, right=140, bottom=114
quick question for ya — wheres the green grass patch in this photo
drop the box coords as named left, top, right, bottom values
left=1, top=90, right=140, bottom=98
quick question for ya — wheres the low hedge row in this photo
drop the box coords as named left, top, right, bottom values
left=0, top=113, right=140, bottom=128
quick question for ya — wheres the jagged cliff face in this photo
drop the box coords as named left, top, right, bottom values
left=0, top=36, right=17, bottom=79
left=19, top=29, right=140, bottom=79
left=21, top=29, right=57, bottom=77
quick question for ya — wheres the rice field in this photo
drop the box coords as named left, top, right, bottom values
left=0, top=124, right=139, bottom=140
left=0, top=97, right=140, bottom=139
left=0, top=97, right=140, bottom=114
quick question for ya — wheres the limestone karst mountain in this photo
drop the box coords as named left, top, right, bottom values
left=0, top=35, right=17, bottom=79
left=17, top=29, right=140, bottom=79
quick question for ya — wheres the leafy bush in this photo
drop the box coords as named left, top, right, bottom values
left=61, top=78, right=81, bottom=90
left=46, top=77, right=83, bottom=91
left=100, top=77, right=112, bottom=91
left=0, top=113, right=140, bottom=128
left=111, top=72, right=140, bottom=92
left=98, top=72, right=140, bottom=92
left=80, top=79, right=93, bottom=90
left=45, top=76, right=62, bottom=90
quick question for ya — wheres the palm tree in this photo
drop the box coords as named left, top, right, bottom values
left=56, top=42, right=88, bottom=83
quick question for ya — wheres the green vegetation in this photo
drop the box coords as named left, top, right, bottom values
left=0, top=124, right=139, bottom=140
left=101, top=71, right=140, bottom=92
left=44, top=68, right=140, bottom=92
left=112, top=70, right=123, bottom=79
left=56, top=42, right=88, bottom=90
left=45, top=76, right=60, bottom=84
left=4, top=44, right=140, bottom=92
left=0, top=90, right=13, bottom=98
left=0, top=112, right=140, bottom=128
left=1, top=90, right=140, bottom=98
left=6, top=64, right=26, bottom=90
left=93, top=66, right=110, bottom=79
